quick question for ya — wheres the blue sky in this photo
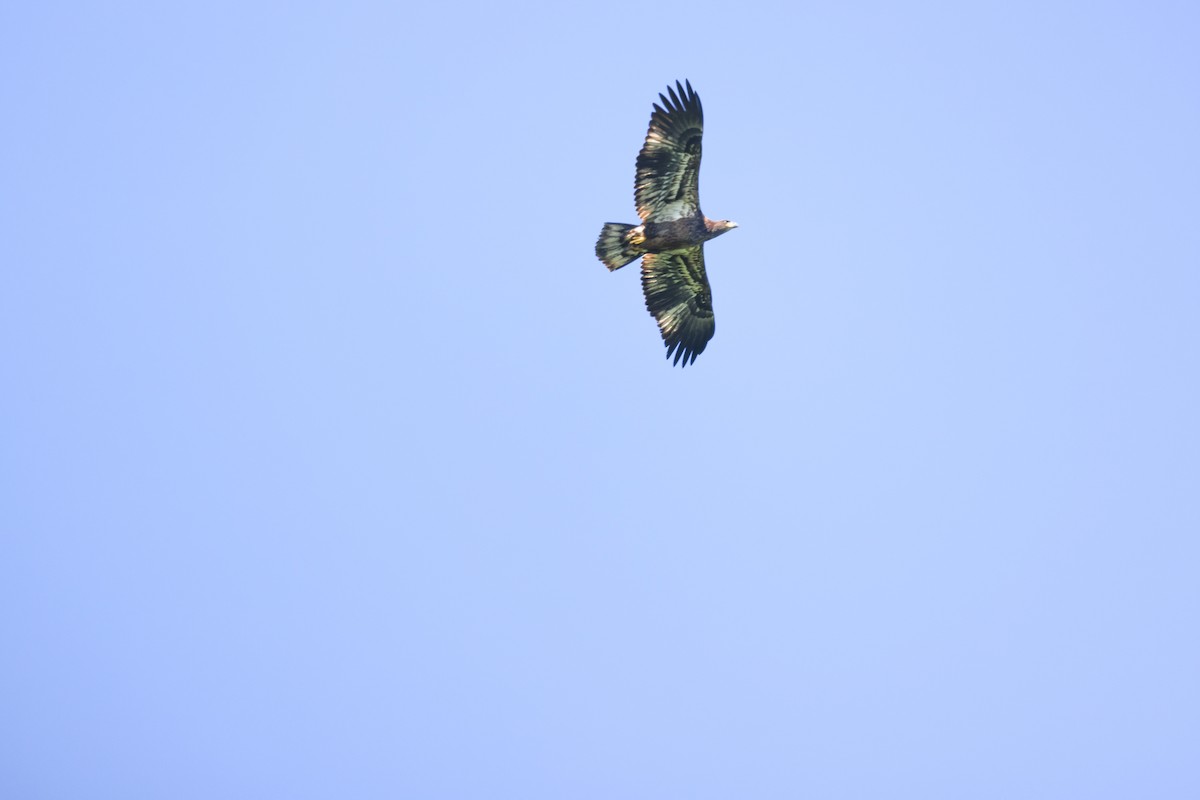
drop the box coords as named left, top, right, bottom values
left=3, top=2, right=1199, bottom=797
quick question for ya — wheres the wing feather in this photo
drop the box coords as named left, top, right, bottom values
left=641, top=247, right=715, bottom=367
left=635, top=80, right=704, bottom=223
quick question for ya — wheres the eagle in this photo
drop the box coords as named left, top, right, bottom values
left=595, top=80, right=738, bottom=367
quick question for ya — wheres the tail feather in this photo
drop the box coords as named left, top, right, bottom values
left=595, top=222, right=643, bottom=271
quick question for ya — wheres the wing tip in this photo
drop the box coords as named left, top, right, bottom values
left=665, top=340, right=704, bottom=367
left=654, top=80, right=702, bottom=120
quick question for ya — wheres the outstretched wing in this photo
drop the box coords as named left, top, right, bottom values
left=641, top=247, right=715, bottom=367
left=635, top=80, right=703, bottom=223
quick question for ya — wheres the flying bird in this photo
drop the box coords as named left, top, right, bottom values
left=596, top=80, right=738, bottom=367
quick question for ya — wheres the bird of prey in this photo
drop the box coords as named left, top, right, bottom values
left=595, top=80, right=738, bottom=367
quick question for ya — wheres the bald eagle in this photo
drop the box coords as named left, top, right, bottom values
left=596, top=80, right=738, bottom=367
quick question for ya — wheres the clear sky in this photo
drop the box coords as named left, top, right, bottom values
left=3, top=2, right=1199, bottom=797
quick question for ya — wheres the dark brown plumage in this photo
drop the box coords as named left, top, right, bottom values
left=595, top=80, right=738, bottom=367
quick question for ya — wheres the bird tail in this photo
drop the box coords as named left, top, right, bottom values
left=595, top=223, right=644, bottom=271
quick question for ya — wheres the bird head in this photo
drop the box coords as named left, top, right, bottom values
left=706, top=218, right=739, bottom=238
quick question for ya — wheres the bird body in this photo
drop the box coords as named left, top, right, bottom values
left=596, top=80, right=737, bottom=366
